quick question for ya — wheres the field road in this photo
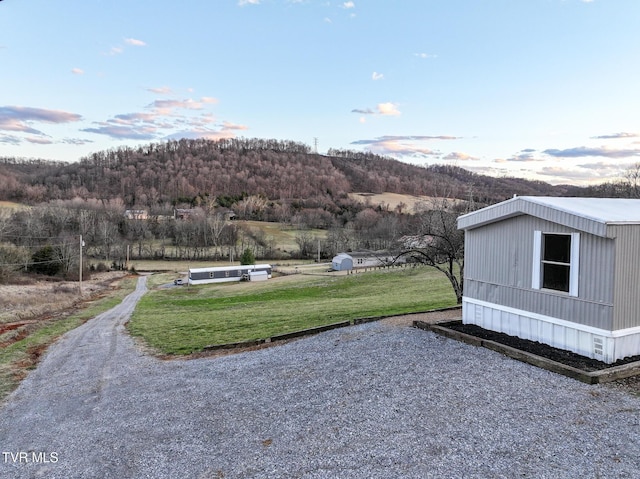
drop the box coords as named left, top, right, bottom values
left=2, top=276, right=640, bottom=478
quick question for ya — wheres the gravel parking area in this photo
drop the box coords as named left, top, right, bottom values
left=1, top=277, right=640, bottom=478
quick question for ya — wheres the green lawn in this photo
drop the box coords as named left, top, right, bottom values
left=128, top=267, right=457, bottom=355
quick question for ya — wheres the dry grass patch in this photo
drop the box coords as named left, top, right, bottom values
left=0, top=273, right=136, bottom=401
left=0, top=272, right=126, bottom=324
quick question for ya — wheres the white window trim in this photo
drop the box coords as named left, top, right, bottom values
left=569, top=232, right=580, bottom=297
left=532, top=230, right=579, bottom=297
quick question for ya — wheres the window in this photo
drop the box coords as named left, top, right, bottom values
left=541, top=234, right=571, bottom=292
left=532, top=231, right=580, bottom=296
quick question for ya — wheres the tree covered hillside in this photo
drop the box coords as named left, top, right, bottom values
left=1, top=138, right=570, bottom=208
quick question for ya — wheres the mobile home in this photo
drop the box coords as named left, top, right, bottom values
left=458, top=196, right=640, bottom=364
left=188, top=264, right=272, bottom=285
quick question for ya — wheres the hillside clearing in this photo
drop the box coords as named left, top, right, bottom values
left=348, top=192, right=464, bottom=212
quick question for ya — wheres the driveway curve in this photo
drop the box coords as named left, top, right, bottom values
left=2, top=276, right=640, bottom=478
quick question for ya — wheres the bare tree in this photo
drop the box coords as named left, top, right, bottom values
left=398, top=197, right=467, bottom=304
left=623, top=163, right=640, bottom=198
left=295, top=231, right=315, bottom=258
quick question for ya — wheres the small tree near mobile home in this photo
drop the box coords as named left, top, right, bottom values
left=240, top=248, right=256, bottom=265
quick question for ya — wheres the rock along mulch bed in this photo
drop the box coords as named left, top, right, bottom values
left=414, top=319, right=640, bottom=384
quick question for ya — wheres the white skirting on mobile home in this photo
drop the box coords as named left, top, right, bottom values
left=463, top=297, right=640, bottom=364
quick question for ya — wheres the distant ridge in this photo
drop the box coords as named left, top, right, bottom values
left=0, top=138, right=577, bottom=207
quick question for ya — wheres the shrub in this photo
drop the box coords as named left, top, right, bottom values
left=240, top=248, right=255, bottom=265
left=0, top=242, right=29, bottom=284
left=95, top=262, right=109, bottom=272
left=30, top=245, right=62, bottom=276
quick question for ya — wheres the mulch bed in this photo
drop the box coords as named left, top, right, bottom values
left=439, top=321, right=640, bottom=372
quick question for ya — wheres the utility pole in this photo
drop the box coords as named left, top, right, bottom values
left=79, top=235, right=84, bottom=295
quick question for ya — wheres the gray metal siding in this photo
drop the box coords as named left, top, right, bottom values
left=464, top=214, right=615, bottom=330
left=611, top=225, right=640, bottom=329
left=464, top=279, right=613, bottom=330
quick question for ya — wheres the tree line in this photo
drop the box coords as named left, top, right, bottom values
left=0, top=193, right=465, bottom=285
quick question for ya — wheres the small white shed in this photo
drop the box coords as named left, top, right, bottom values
left=248, top=271, right=269, bottom=281
left=332, top=253, right=353, bottom=271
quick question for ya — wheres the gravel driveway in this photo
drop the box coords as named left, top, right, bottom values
left=1, top=276, right=640, bottom=478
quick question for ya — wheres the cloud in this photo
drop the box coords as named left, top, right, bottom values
left=106, top=46, right=123, bottom=56
left=147, top=98, right=218, bottom=112
left=0, top=106, right=82, bottom=138
left=351, top=135, right=461, bottom=158
left=537, top=166, right=604, bottom=181
left=0, top=118, right=43, bottom=135
left=441, top=152, right=479, bottom=161
left=81, top=125, right=157, bottom=141
left=63, top=138, right=93, bottom=145
left=111, top=112, right=161, bottom=125
left=238, top=0, right=260, bottom=5
left=0, top=106, right=82, bottom=124
left=575, top=161, right=627, bottom=173
left=124, top=38, right=146, bottom=47
left=25, top=136, right=54, bottom=145
left=543, top=146, right=640, bottom=158
left=220, top=121, right=249, bottom=131
left=351, top=108, right=375, bottom=115
left=83, top=90, right=240, bottom=143
left=71, top=68, right=84, bottom=75
left=591, top=132, right=639, bottom=140
left=0, top=134, right=22, bottom=145
left=414, top=53, right=437, bottom=59
left=377, top=102, right=400, bottom=116
left=501, top=150, right=545, bottom=162
left=147, top=86, right=173, bottom=95
left=342, top=1, right=355, bottom=8
left=351, top=103, right=401, bottom=117
left=372, top=72, right=384, bottom=81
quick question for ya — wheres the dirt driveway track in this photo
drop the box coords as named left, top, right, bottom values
left=2, top=276, right=640, bottom=478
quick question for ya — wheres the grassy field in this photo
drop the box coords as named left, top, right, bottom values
left=128, top=266, right=457, bottom=355
left=238, top=220, right=328, bottom=250
left=0, top=276, right=138, bottom=402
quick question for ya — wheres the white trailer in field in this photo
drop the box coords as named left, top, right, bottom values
left=188, top=264, right=272, bottom=285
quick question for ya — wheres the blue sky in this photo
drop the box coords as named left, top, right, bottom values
left=2, top=0, right=640, bottom=186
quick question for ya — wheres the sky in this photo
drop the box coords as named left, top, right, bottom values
left=1, top=0, right=640, bottom=186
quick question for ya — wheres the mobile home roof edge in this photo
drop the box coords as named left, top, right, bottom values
left=458, top=196, right=640, bottom=237
left=188, top=264, right=272, bottom=273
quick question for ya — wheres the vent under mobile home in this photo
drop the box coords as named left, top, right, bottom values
left=593, top=336, right=604, bottom=357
